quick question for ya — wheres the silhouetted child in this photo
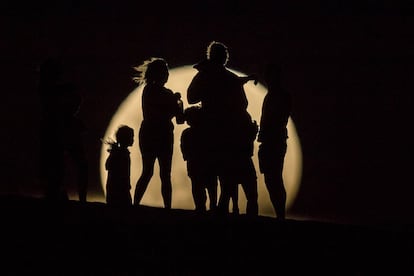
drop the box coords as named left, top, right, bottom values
left=226, top=76, right=258, bottom=215
left=218, top=117, right=258, bottom=216
left=258, top=63, right=292, bottom=220
left=132, top=57, right=184, bottom=209
left=104, top=125, right=134, bottom=207
left=180, top=105, right=218, bottom=213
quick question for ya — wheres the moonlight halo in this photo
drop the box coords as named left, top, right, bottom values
left=100, top=65, right=302, bottom=217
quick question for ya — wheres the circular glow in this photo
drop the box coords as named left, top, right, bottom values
left=100, top=66, right=302, bottom=217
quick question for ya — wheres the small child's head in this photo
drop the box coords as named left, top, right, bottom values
left=184, top=105, right=202, bottom=127
left=115, top=125, right=134, bottom=147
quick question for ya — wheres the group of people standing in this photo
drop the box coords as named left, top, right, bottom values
left=105, top=41, right=291, bottom=220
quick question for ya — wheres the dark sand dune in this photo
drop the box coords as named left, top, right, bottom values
left=1, top=195, right=412, bottom=275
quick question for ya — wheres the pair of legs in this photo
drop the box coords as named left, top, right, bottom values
left=135, top=124, right=174, bottom=209
left=216, top=153, right=258, bottom=216
left=134, top=152, right=172, bottom=209
left=217, top=180, right=239, bottom=215
left=106, top=187, right=132, bottom=207
left=259, top=143, right=287, bottom=220
left=217, top=178, right=258, bottom=216
left=263, top=172, right=286, bottom=219
left=65, top=145, right=88, bottom=203
left=42, top=146, right=88, bottom=203
left=190, top=174, right=218, bottom=213
left=39, top=124, right=67, bottom=202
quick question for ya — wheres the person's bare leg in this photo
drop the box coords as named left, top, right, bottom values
left=134, top=155, right=155, bottom=205
left=264, top=173, right=286, bottom=219
left=231, top=184, right=239, bottom=215
left=159, top=154, right=173, bottom=209
left=206, top=176, right=218, bottom=211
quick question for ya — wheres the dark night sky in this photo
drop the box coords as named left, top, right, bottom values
left=2, top=0, right=414, bottom=225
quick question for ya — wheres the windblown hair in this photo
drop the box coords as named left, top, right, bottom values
left=206, top=41, right=229, bottom=66
left=102, top=137, right=117, bottom=152
left=132, top=57, right=169, bottom=86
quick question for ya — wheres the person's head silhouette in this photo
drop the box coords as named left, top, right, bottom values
left=206, top=41, right=229, bottom=66
left=133, top=57, right=169, bottom=86
left=184, top=105, right=202, bottom=127
left=115, top=125, right=134, bottom=148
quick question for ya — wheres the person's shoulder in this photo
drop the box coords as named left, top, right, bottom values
left=193, top=59, right=209, bottom=71
left=161, top=86, right=174, bottom=94
left=167, top=87, right=175, bottom=94
left=224, top=68, right=241, bottom=80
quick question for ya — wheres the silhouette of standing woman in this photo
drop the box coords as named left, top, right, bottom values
left=133, top=57, right=184, bottom=209
left=258, top=63, right=292, bottom=220
left=104, top=125, right=134, bottom=207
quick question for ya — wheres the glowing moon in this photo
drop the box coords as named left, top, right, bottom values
left=100, top=66, right=302, bottom=217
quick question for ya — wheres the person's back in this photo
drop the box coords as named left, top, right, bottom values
left=188, top=60, right=248, bottom=123
left=187, top=41, right=252, bottom=162
left=142, top=83, right=181, bottom=126
left=258, top=91, right=291, bottom=145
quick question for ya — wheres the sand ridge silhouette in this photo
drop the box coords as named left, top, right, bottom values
left=0, top=194, right=412, bottom=275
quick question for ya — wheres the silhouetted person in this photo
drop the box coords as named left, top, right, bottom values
left=258, top=63, right=292, bottom=220
left=133, top=57, right=184, bottom=209
left=187, top=41, right=258, bottom=216
left=180, top=105, right=218, bottom=213
left=216, top=75, right=258, bottom=216
left=220, top=118, right=258, bottom=215
left=104, top=125, right=134, bottom=207
left=37, top=57, right=88, bottom=203
left=38, top=58, right=65, bottom=201
left=61, top=81, right=88, bottom=203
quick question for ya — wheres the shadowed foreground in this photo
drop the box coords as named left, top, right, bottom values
left=0, top=195, right=413, bottom=275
